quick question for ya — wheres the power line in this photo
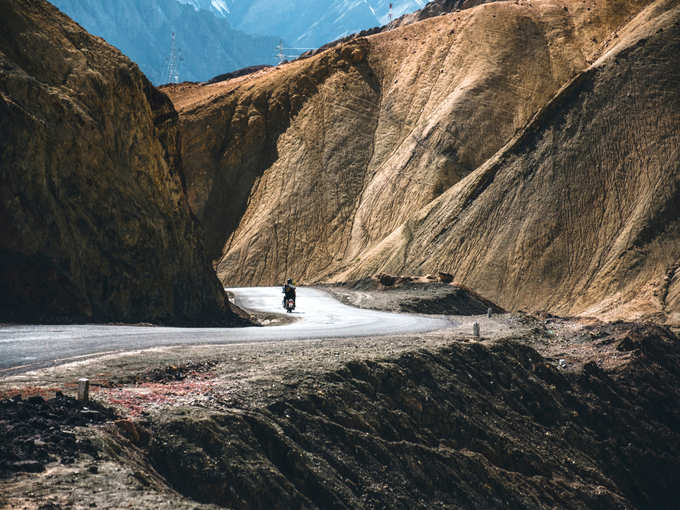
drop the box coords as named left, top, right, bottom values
left=276, top=40, right=315, bottom=64
left=165, top=32, right=183, bottom=83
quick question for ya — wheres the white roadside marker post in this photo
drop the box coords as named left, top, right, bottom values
left=78, top=378, right=89, bottom=403
left=487, top=307, right=492, bottom=318
left=473, top=322, right=480, bottom=338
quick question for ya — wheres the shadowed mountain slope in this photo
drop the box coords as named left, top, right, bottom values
left=0, top=0, right=234, bottom=324
left=164, top=0, right=679, bottom=322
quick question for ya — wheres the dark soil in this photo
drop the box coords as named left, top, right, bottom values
left=113, top=359, right=220, bottom=385
left=146, top=324, right=680, bottom=509
left=2, top=317, right=678, bottom=510
left=0, top=393, right=115, bottom=478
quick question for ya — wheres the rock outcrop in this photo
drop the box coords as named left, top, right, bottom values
left=165, top=0, right=679, bottom=323
left=0, top=0, right=233, bottom=324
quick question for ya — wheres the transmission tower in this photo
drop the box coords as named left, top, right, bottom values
left=166, top=32, right=182, bottom=83
left=275, top=40, right=314, bottom=65
left=276, top=40, right=285, bottom=65
left=388, top=3, right=393, bottom=23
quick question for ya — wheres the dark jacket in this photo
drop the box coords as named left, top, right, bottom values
left=283, top=284, right=296, bottom=299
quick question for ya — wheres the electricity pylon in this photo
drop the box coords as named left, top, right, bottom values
left=166, top=32, right=182, bottom=83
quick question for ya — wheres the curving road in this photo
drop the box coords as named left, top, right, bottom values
left=0, top=287, right=450, bottom=374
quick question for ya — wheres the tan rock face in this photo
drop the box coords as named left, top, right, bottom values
left=0, top=0, right=231, bottom=323
left=166, top=0, right=679, bottom=322
left=338, top=0, right=680, bottom=322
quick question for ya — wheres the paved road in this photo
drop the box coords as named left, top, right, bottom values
left=0, top=287, right=450, bottom=374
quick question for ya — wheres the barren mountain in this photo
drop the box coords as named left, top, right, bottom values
left=338, top=0, right=680, bottom=323
left=389, top=0, right=495, bottom=28
left=0, top=0, right=234, bottom=324
left=165, top=0, right=679, bottom=323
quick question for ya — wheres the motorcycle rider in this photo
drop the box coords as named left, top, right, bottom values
left=282, top=278, right=296, bottom=309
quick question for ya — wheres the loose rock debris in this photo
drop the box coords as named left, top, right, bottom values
left=0, top=393, right=115, bottom=477
left=2, top=321, right=679, bottom=509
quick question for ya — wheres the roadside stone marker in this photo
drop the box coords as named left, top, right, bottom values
left=473, top=322, right=480, bottom=338
left=487, top=307, right=492, bottom=318
left=78, top=378, right=89, bottom=402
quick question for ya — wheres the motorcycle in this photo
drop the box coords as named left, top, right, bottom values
left=284, top=297, right=295, bottom=313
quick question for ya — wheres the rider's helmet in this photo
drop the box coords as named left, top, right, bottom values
left=287, top=278, right=293, bottom=285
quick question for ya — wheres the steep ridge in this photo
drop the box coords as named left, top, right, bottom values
left=338, top=0, right=680, bottom=323
left=164, top=0, right=664, bottom=321
left=389, top=0, right=496, bottom=28
left=0, top=0, right=233, bottom=324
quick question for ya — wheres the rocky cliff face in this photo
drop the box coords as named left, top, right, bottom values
left=0, top=0, right=233, bottom=324
left=165, top=0, right=679, bottom=323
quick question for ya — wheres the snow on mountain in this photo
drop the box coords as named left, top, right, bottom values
left=177, top=0, right=231, bottom=16
left=178, top=0, right=425, bottom=50
left=49, top=0, right=425, bottom=84
left=210, top=0, right=230, bottom=15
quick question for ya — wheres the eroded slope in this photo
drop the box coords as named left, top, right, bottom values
left=147, top=326, right=680, bottom=509
left=165, top=0, right=677, bottom=322
left=340, top=0, right=680, bottom=323
left=0, top=0, right=232, bottom=323
left=2, top=313, right=679, bottom=509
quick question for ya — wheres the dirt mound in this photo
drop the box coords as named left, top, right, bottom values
left=0, top=393, right=115, bottom=477
left=146, top=326, right=680, bottom=509
left=113, top=359, right=220, bottom=385
left=324, top=274, right=505, bottom=315
left=0, top=0, right=233, bottom=324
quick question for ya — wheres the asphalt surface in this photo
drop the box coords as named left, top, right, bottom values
left=0, top=287, right=450, bottom=374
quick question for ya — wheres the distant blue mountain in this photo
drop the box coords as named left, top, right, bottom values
left=49, top=0, right=425, bottom=84
left=178, top=0, right=426, bottom=49
left=50, top=0, right=280, bottom=84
